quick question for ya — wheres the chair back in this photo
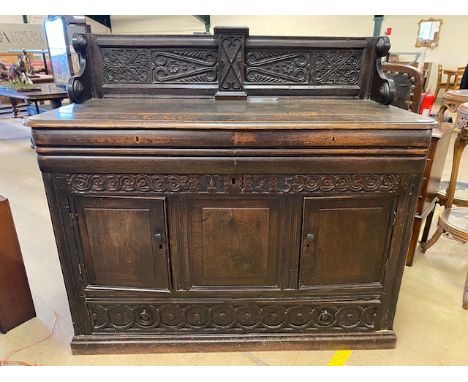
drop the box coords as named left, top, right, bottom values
left=383, top=63, right=424, bottom=113
left=454, top=66, right=467, bottom=89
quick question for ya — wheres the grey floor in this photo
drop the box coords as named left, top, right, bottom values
left=0, top=113, right=467, bottom=365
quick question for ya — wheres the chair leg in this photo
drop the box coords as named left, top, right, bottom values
left=463, top=271, right=468, bottom=310
left=435, top=85, right=440, bottom=100
left=420, top=227, right=442, bottom=254
left=420, top=206, right=436, bottom=244
left=406, top=217, right=422, bottom=266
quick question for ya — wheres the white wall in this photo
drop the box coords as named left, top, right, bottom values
left=110, top=15, right=205, bottom=34
left=110, top=15, right=374, bottom=36
left=210, top=15, right=374, bottom=36
left=382, top=15, right=468, bottom=90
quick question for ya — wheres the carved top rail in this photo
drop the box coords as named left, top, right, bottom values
left=68, top=27, right=394, bottom=105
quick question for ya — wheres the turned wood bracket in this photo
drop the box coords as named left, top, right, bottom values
left=67, top=28, right=396, bottom=105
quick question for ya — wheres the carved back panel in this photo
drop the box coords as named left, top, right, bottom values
left=68, top=27, right=394, bottom=104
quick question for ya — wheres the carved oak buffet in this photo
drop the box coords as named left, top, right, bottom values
left=26, top=28, right=436, bottom=354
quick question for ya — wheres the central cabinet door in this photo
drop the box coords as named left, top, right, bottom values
left=186, top=197, right=284, bottom=289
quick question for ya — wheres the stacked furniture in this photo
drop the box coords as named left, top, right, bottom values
left=26, top=28, right=436, bottom=354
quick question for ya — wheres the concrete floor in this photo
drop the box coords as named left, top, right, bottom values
left=0, top=114, right=467, bottom=365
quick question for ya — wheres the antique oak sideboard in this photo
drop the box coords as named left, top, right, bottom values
left=26, top=28, right=436, bottom=354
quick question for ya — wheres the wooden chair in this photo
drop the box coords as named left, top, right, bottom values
left=421, top=102, right=468, bottom=309
left=383, top=63, right=423, bottom=113
left=454, top=66, right=467, bottom=90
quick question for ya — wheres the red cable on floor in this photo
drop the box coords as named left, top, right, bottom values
left=0, top=312, right=58, bottom=366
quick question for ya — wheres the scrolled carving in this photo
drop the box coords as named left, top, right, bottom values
left=310, top=50, right=361, bottom=85
left=102, top=48, right=152, bottom=83
left=376, top=36, right=391, bottom=58
left=152, top=50, right=218, bottom=83
left=89, top=302, right=380, bottom=333
left=67, top=174, right=403, bottom=194
left=370, top=36, right=395, bottom=105
left=67, top=33, right=92, bottom=104
left=245, top=51, right=309, bottom=84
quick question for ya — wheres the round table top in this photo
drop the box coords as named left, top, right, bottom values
left=440, top=208, right=468, bottom=239
left=443, top=89, right=468, bottom=104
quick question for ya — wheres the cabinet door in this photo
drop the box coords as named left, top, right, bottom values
left=299, top=196, right=395, bottom=288
left=73, top=196, right=170, bottom=290
left=186, top=197, right=283, bottom=289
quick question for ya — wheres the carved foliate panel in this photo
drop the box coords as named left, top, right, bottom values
left=102, top=48, right=152, bottom=83
left=89, top=302, right=379, bottom=332
left=101, top=48, right=218, bottom=84
left=245, top=51, right=309, bottom=84
left=245, top=49, right=362, bottom=86
left=152, top=49, right=217, bottom=83
left=310, top=50, right=362, bottom=85
left=66, top=174, right=404, bottom=194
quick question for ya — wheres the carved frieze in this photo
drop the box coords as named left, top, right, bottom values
left=101, top=48, right=218, bottom=84
left=245, top=51, right=309, bottom=84
left=309, top=50, right=362, bottom=85
left=102, top=48, right=152, bottom=83
left=152, top=50, right=217, bottom=83
left=89, top=302, right=379, bottom=332
left=67, top=174, right=403, bottom=194
left=244, top=49, right=362, bottom=85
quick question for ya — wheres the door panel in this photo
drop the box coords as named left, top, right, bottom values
left=300, top=196, right=395, bottom=287
left=73, top=196, right=170, bottom=290
left=186, top=197, right=282, bottom=289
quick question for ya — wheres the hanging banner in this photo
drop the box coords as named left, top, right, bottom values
left=0, top=23, right=47, bottom=51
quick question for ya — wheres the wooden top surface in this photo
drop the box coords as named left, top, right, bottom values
left=444, top=90, right=468, bottom=104
left=26, top=97, right=435, bottom=130
left=0, top=84, right=67, bottom=101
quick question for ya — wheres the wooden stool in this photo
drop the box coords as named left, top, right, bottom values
left=421, top=102, right=468, bottom=309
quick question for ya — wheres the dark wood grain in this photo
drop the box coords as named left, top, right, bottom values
left=0, top=196, right=36, bottom=333
left=26, top=28, right=434, bottom=353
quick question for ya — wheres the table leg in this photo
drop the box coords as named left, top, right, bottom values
left=8, top=97, right=18, bottom=118
left=50, top=99, right=62, bottom=109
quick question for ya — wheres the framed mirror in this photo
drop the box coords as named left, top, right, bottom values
left=416, top=18, right=442, bottom=48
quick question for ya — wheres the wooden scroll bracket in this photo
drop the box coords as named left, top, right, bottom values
left=67, top=34, right=93, bottom=104
left=214, top=27, right=248, bottom=100
left=370, top=36, right=395, bottom=105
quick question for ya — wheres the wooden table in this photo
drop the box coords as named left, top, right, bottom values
left=438, top=89, right=468, bottom=122
left=0, top=83, right=67, bottom=118
left=30, top=74, right=54, bottom=84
